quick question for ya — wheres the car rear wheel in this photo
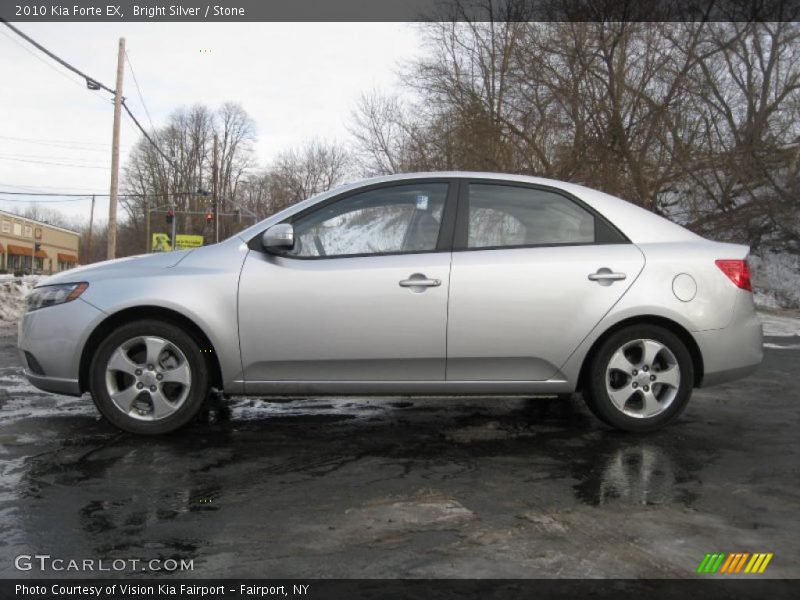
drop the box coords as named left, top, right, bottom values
left=583, top=324, right=694, bottom=432
left=89, top=319, right=210, bottom=434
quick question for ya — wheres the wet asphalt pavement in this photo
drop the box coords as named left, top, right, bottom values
left=0, top=323, right=798, bottom=579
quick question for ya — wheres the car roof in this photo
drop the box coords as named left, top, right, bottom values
left=235, top=172, right=701, bottom=245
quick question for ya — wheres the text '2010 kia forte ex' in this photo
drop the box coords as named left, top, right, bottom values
left=18, top=173, right=763, bottom=435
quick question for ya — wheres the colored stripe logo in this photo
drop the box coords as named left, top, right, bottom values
left=697, top=552, right=773, bottom=574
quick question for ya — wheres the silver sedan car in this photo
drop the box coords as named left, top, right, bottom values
left=18, top=173, right=763, bottom=434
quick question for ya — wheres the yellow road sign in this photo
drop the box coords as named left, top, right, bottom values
left=175, top=234, right=204, bottom=249
left=151, top=234, right=205, bottom=252
left=151, top=233, right=171, bottom=252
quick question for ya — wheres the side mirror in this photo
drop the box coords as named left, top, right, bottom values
left=261, top=223, right=294, bottom=252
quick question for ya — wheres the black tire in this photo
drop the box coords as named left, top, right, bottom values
left=89, top=319, right=210, bottom=435
left=581, top=388, right=613, bottom=426
left=583, top=324, right=694, bottom=432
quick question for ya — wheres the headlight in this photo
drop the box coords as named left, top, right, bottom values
left=26, top=282, right=89, bottom=312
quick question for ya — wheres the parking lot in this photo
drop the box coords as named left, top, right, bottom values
left=0, top=316, right=798, bottom=579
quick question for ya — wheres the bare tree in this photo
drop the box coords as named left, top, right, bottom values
left=678, top=21, right=800, bottom=250
left=271, top=139, right=352, bottom=200
left=10, top=204, right=75, bottom=230
left=121, top=103, right=256, bottom=252
left=349, top=2, right=800, bottom=252
left=350, top=92, right=430, bottom=174
left=239, top=140, right=353, bottom=220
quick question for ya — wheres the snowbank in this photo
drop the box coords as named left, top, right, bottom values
left=759, top=311, right=800, bottom=337
left=0, top=276, right=40, bottom=322
left=750, top=252, right=800, bottom=309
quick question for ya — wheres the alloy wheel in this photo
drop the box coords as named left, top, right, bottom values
left=605, top=338, right=681, bottom=419
left=104, top=336, right=192, bottom=421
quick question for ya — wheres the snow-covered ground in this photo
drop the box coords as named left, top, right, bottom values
left=750, top=252, right=800, bottom=309
left=759, top=311, right=800, bottom=337
left=0, top=275, right=39, bottom=323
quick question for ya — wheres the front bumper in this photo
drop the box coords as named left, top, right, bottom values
left=17, top=297, right=106, bottom=397
left=694, top=291, right=763, bottom=387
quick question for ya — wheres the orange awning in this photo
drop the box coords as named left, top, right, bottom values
left=6, top=244, right=31, bottom=256
left=6, top=244, right=47, bottom=258
left=57, top=253, right=78, bottom=263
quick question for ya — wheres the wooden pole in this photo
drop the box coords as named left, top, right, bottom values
left=86, top=194, right=95, bottom=262
left=144, top=197, right=150, bottom=253
left=213, top=133, right=219, bottom=243
left=170, top=192, right=177, bottom=251
left=107, top=37, right=125, bottom=260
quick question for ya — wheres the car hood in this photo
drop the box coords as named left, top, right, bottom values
left=39, top=250, right=195, bottom=286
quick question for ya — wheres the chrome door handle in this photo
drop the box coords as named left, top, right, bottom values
left=588, top=268, right=626, bottom=285
left=399, top=274, right=441, bottom=288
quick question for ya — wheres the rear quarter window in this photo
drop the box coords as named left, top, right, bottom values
left=467, top=183, right=625, bottom=248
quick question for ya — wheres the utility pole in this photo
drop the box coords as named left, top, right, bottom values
left=170, top=194, right=177, bottom=251
left=86, top=194, right=95, bottom=262
left=144, top=197, right=150, bottom=253
left=107, top=37, right=125, bottom=260
left=30, top=234, right=35, bottom=275
left=212, top=133, right=219, bottom=243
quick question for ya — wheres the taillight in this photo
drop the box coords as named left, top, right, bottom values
left=715, top=259, right=752, bottom=292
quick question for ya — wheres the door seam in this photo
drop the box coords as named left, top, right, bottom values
left=444, top=179, right=462, bottom=381
left=556, top=243, right=648, bottom=373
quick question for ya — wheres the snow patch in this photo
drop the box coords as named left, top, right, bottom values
left=758, top=311, right=800, bottom=337
left=750, top=252, right=800, bottom=309
left=0, top=276, right=39, bottom=322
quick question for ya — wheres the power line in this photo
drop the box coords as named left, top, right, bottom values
left=0, top=189, right=257, bottom=218
left=0, top=27, right=105, bottom=100
left=0, top=191, right=106, bottom=198
left=0, top=153, right=108, bottom=165
left=121, top=101, right=175, bottom=167
left=0, top=182, right=109, bottom=193
left=119, top=52, right=175, bottom=171
left=0, top=190, right=200, bottom=197
left=125, top=50, right=158, bottom=136
left=0, top=21, right=174, bottom=171
left=0, top=156, right=109, bottom=169
left=0, top=195, right=94, bottom=203
left=0, top=20, right=115, bottom=94
left=0, top=141, right=111, bottom=154
left=0, top=134, right=134, bottom=151
left=0, top=134, right=112, bottom=147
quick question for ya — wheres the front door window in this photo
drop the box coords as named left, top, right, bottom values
left=287, top=183, right=449, bottom=258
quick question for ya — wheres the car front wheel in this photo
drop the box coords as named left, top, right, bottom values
left=583, top=324, right=694, bottom=432
left=89, top=319, right=210, bottom=434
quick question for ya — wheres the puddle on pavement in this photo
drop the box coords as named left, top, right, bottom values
left=0, top=391, right=713, bottom=573
left=9, top=395, right=710, bottom=503
left=571, top=441, right=703, bottom=507
left=444, top=421, right=537, bottom=443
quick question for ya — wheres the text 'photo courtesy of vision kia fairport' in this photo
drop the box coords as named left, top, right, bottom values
left=18, top=172, right=763, bottom=435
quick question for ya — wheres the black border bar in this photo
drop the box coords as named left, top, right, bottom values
left=2, top=0, right=800, bottom=22
left=2, top=579, right=799, bottom=600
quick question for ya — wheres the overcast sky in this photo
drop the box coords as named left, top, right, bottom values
left=0, top=22, right=422, bottom=222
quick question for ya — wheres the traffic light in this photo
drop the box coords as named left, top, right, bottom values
left=34, top=243, right=41, bottom=252
left=166, top=208, right=174, bottom=224
left=206, top=210, right=214, bottom=223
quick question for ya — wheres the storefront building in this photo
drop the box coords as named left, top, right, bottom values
left=0, top=209, right=80, bottom=275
